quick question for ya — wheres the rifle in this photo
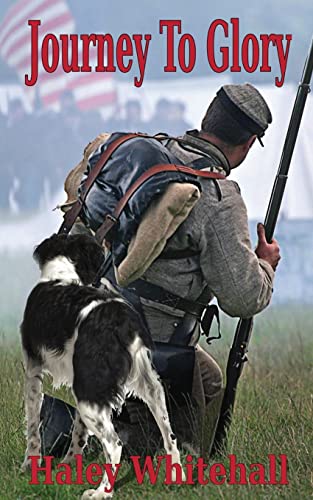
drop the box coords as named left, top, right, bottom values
left=211, top=37, right=313, bottom=456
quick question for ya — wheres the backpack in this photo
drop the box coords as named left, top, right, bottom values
left=58, top=132, right=225, bottom=286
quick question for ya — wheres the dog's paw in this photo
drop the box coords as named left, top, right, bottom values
left=21, top=456, right=40, bottom=473
left=170, top=464, right=186, bottom=483
left=81, top=488, right=113, bottom=499
left=20, top=461, right=31, bottom=473
left=181, top=468, right=186, bottom=482
left=63, top=453, right=75, bottom=465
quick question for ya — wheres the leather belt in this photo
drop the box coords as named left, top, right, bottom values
left=128, top=278, right=207, bottom=317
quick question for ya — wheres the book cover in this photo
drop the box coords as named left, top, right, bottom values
left=0, top=1, right=312, bottom=498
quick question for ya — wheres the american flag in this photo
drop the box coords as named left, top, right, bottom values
left=68, top=44, right=117, bottom=112
left=0, top=0, right=116, bottom=111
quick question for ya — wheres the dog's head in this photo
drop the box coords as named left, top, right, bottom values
left=34, top=233, right=105, bottom=285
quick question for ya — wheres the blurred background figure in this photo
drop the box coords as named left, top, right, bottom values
left=167, top=100, right=192, bottom=136
left=57, top=90, right=104, bottom=140
left=147, top=98, right=171, bottom=134
left=3, top=98, right=41, bottom=212
left=104, top=99, right=146, bottom=133
left=147, top=98, right=192, bottom=135
left=58, top=90, right=82, bottom=139
left=122, top=99, right=146, bottom=132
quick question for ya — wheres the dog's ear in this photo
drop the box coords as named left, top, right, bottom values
left=67, top=234, right=105, bottom=285
left=33, top=234, right=68, bottom=267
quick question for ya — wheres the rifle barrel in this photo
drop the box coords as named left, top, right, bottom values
left=265, top=37, right=313, bottom=241
left=211, top=37, right=313, bottom=456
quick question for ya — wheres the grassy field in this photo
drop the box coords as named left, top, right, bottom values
left=0, top=252, right=313, bottom=499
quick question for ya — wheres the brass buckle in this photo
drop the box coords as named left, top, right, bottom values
left=105, top=214, right=118, bottom=224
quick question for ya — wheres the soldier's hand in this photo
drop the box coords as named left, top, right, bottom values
left=255, top=223, right=281, bottom=270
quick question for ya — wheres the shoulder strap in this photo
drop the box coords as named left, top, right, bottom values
left=58, top=133, right=142, bottom=235
left=57, top=132, right=178, bottom=236
left=152, top=133, right=216, bottom=156
left=94, top=164, right=225, bottom=244
left=57, top=132, right=226, bottom=239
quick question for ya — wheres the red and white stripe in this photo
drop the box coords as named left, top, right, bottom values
left=0, top=0, right=74, bottom=107
left=0, top=0, right=117, bottom=111
left=69, top=45, right=116, bottom=112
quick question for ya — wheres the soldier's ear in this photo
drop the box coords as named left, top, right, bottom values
left=239, top=134, right=257, bottom=155
left=247, top=134, right=257, bottom=149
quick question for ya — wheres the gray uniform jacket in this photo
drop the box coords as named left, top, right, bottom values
left=140, top=131, right=275, bottom=344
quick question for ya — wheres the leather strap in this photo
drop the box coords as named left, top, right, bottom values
left=57, top=132, right=226, bottom=239
left=129, top=278, right=207, bottom=317
left=58, top=132, right=178, bottom=236
left=169, top=285, right=212, bottom=345
left=58, top=133, right=144, bottom=235
left=201, top=304, right=222, bottom=344
left=95, top=165, right=225, bottom=243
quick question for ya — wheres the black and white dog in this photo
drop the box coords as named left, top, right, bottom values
left=20, top=233, right=183, bottom=498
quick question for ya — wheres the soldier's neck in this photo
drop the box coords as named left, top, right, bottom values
left=198, top=132, right=245, bottom=170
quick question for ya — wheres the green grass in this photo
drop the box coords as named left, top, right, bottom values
left=0, top=251, right=38, bottom=341
left=1, top=252, right=313, bottom=498
left=1, top=307, right=313, bottom=499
